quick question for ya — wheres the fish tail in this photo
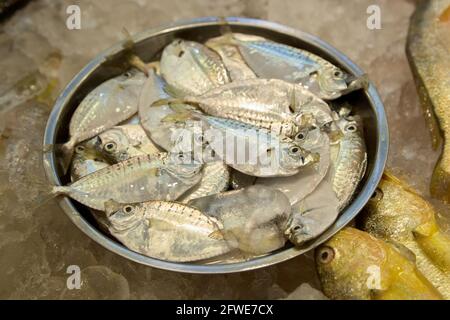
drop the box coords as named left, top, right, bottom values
left=161, top=105, right=202, bottom=123
left=31, top=185, right=68, bottom=211
left=430, top=156, right=450, bottom=203
left=57, top=138, right=77, bottom=174
left=128, top=54, right=149, bottom=77
left=215, top=17, right=238, bottom=45
left=121, top=27, right=149, bottom=77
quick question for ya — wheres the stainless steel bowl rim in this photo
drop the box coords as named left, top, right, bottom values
left=43, top=17, right=389, bottom=274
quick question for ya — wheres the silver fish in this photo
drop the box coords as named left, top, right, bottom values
left=256, top=127, right=330, bottom=204
left=285, top=176, right=339, bottom=246
left=199, top=114, right=318, bottom=177
left=70, top=139, right=109, bottom=181
left=106, top=201, right=231, bottom=262
left=205, top=35, right=257, bottom=81
left=179, top=161, right=230, bottom=203
left=188, top=185, right=291, bottom=255
left=331, top=116, right=367, bottom=210
left=52, top=153, right=203, bottom=211
left=159, top=78, right=330, bottom=137
left=230, top=33, right=365, bottom=100
left=96, top=124, right=160, bottom=163
left=160, top=39, right=230, bottom=96
left=60, top=69, right=147, bottom=169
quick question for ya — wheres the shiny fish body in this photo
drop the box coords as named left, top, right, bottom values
left=406, top=0, right=450, bottom=202
left=316, top=227, right=443, bottom=300
left=331, top=116, right=367, bottom=210
left=205, top=35, right=257, bottom=81
left=160, top=39, right=230, bottom=96
left=96, top=124, right=160, bottom=163
left=70, top=138, right=109, bottom=181
left=62, top=70, right=147, bottom=160
left=107, top=201, right=231, bottom=262
left=188, top=185, right=291, bottom=255
left=53, top=153, right=202, bottom=211
left=232, top=33, right=355, bottom=100
left=179, top=161, right=230, bottom=203
left=361, top=172, right=450, bottom=299
left=201, top=115, right=317, bottom=177
left=179, top=78, right=329, bottom=137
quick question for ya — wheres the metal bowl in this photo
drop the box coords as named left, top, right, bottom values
left=43, top=17, right=388, bottom=274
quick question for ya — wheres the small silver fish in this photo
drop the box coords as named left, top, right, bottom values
left=70, top=139, right=109, bottom=181
left=230, top=33, right=366, bottom=100
left=179, top=161, right=230, bottom=203
left=331, top=116, right=367, bottom=210
left=96, top=124, right=160, bottom=163
left=199, top=114, right=318, bottom=177
left=106, top=201, right=231, bottom=262
left=205, top=35, right=257, bottom=81
left=60, top=69, right=147, bottom=170
left=157, top=78, right=330, bottom=137
left=160, top=39, right=231, bottom=96
left=285, top=176, right=339, bottom=246
left=188, top=185, right=291, bottom=255
left=52, top=153, right=203, bottom=211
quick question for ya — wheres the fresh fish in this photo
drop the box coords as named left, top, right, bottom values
left=229, top=33, right=366, bottom=100
left=230, top=170, right=257, bottom=190
left=106, top=201, right=231, bottom=262
left=205, top=35, right=257, bottom=81
left=51, top=153, right=202, bottom=211
left=96, top=124, right=160, bottom=163
left=138, top=68, right=203, bottom=155
left=316, top=227, right=443, bottom=300
left=160, top=39, right=230, bottom=96
left=331, top=115, right=367, bottom=209
left=70, top=138, right=109, bottom=181
left=406, top=0, right=450, bottom=202
left=179, top=161, right=230, bottom=203
left=361, top=172, right=450, bottom=299
left=199, top=114, right=318, bottom=177
left=59, top=69, right=147, bottom=171
left=188, top=185, right=291, bottom=255
left=285, top=178, right=339, bottom=246
left=256, top=127, right=330, bottom=204
left=155, top=78, right=331, bottom=137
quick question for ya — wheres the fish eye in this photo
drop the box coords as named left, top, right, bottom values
left=345, top=123, right=357, bottom=133
left=289, top=146, right=301, bottom=155
left=195, top=134, right=204, bottom=144
left=295, top=131, right=306, bottom=141
left=317, top=246, right=335, bottom=264
left=75, top=145, right=85, bottom=153
left=370, top=188, right=384, bottom=202
left=124, top=71, right=132, bottom=78
left=104, top=142, right=117, bottom=153
left=123, top=205, right=134, bottom=214
left=292, top=225, right=302, bottom=232
left=333, top=70, right=344, bottom=78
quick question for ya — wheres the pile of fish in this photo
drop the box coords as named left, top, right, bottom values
left=50, top=31, right=368, bottom=263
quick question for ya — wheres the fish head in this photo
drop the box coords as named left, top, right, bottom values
left=317, top=66, right=349, bottom=99
left=315, top=227, right=388, bottom=299
left=97, top=128, right=130, bottom=162
left=106, top=202, right=144, bottom=232
left=73, top=138, right=105, bottom=162
left=165, top=152, right=203, bottom=183
left=336, top=115, right=363, bottom=137
left=278, top=140, right=319, bottom=174
left=284, top=213, right=311, bottom=246
left=362, top=173, right=436, bottom=241
left=160, top=39, right=191, bottom=68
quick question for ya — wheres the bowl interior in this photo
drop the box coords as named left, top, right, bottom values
left=44, top=18, right=387, bottom=273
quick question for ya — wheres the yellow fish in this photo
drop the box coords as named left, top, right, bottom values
left=361, top=172, right=450, bottom=299
left=316, top=227, right=442, bottom=300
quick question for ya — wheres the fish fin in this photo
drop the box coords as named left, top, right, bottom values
left=161, top=112, right=192, bottom=123
left=217, top=17, right=236, bottom=44
left=104, top=199, right=123, bottom=215
left=128, top=54, right=149, bottom=77
left=31, top=185, right=67, bottom=212
left=121, top=27, right=149, bottom=77
left=430, top=157, right=450, bottom=203
left=345, top=73, right=369, bottom=93
left=146, top=61, right=160, bottom=75
left=151, top=98, right=185, bottom=107
left=386, top=240, right=417, bottom=264
left=57, top=138, right=77, bottom=174
left=208, top=230, right=225, bottom=240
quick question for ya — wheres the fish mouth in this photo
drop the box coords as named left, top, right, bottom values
left=344, top=73, right=369, bottom=92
